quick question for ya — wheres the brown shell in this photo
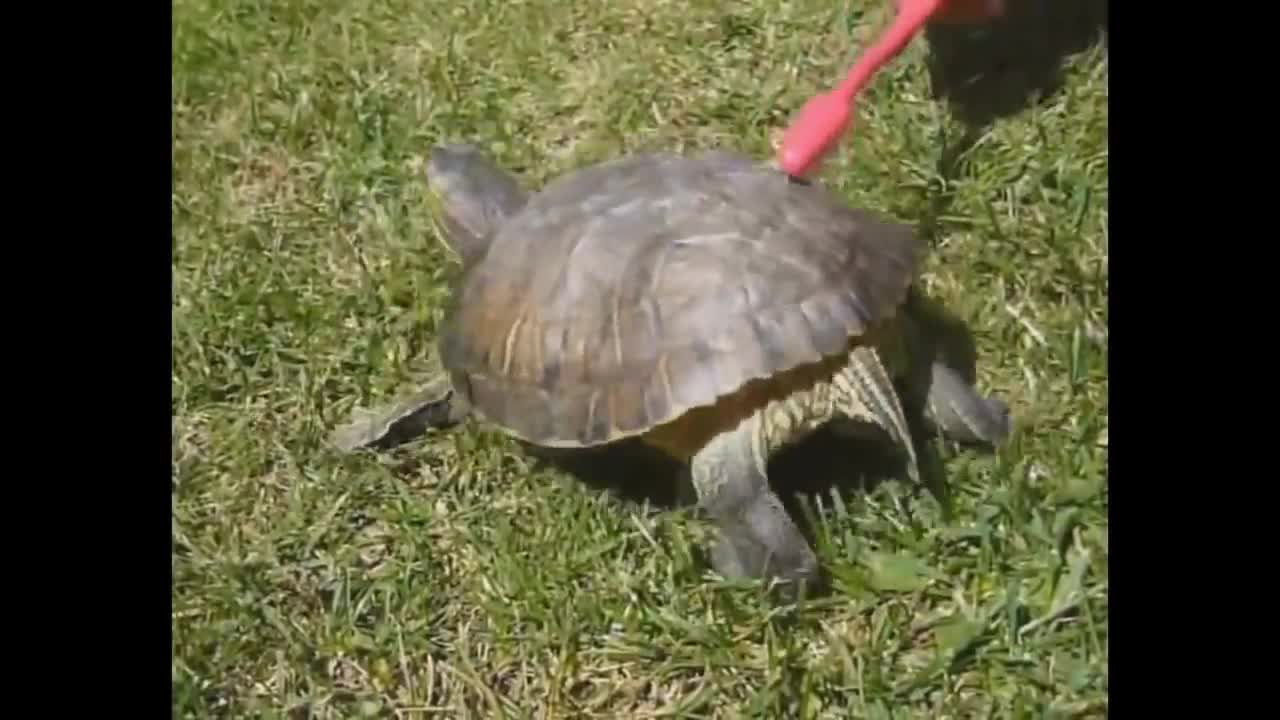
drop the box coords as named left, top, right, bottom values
left=438, top=151, right=922, bottom=448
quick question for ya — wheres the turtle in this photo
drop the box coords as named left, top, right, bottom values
left=331, top=143, right=1010, bottom=590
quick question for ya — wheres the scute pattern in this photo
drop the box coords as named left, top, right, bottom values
left=438, top=151, right=922, bottom=447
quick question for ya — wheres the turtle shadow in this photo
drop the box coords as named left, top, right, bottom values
left=911, top=0, right=1107, bottom=248
left=922, top=0, right=1108, bottom=131
left=904, top=289, right=985, bottom=387
left=523, top=424, right=927, bottom=514
left=522, top=439, right=686, bottom=509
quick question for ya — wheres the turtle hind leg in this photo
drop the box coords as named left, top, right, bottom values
left=834, top=345, right=922, bottom=485
left=328, top=378, right=470, bottom=452
left=690, top=411, right=820, bottom=592
left=923, top=362, right=1011, bottom=446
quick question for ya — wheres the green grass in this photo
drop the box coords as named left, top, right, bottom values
left=173, top=0, right=1108, bottom=716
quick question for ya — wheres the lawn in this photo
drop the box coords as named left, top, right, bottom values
left=172, top=0, right=1108, bottom=716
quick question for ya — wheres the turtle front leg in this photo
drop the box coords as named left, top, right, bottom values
left=922, top=361, right=1011, bottom=446
left=691, top=411, right=820, bottom=588
left=328, top=376, right=471, bottom=452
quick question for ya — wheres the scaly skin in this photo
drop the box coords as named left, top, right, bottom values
left=923, top=362, right=1009, bottom=445
left=694, top=343, right=917, bottom=588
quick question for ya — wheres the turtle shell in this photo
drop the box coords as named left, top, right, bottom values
left=438, top=151, right=921, bottom=448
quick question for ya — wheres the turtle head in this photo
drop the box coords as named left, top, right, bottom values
left=426, top=144, right=530, bottom=269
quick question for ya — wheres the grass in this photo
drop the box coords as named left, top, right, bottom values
left=172, top=0, right=1108, bottom=716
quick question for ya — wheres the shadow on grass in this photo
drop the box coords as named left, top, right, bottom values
left=912, top=1, right=1107, bottom=248
left=525, top=424, right=922, bottom=512
left=923, top=0, right=1108, bottom=131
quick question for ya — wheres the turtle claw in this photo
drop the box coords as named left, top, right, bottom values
left=329, top=379, right=467, bottom=452
left=710, top=524, right=820, bottom=590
